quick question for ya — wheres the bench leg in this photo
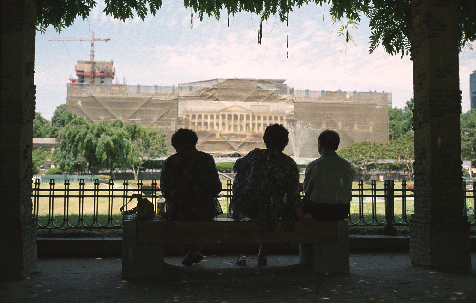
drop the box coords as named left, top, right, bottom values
left=122, top=221, right=165, bottom=279
left=299, top=220, right=349, bottom=273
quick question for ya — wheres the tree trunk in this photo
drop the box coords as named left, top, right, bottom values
left=409, top=0, right=471, bottom=271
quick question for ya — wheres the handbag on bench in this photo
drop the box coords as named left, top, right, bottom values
left=120, top=193, right=155, bottom=221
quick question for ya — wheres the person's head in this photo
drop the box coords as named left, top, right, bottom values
left=171, top=128, right=198, bottom=151
left=318, top=130, right=340, bottom=153
left=263, top=124, right=289, bottom=151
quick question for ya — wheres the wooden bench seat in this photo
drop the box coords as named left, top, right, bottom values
left=122, top=219, right=349, bottom=279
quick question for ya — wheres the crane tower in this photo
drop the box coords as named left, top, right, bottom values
left=50, top=31, right=111, bottom=84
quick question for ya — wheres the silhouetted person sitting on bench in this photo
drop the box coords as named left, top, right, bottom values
left=160, top=128, right=222, bottom=266
left=232, top=124, right=315, bottom=266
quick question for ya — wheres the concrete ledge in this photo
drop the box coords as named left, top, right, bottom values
left=36, top=236, right=476, bottom=258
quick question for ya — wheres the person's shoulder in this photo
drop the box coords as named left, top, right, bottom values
left=336, top=153, right=351, bottom=164
left=243, top=148, right=265, bottom=159
left=307, top=156, right=322, bottom=166
left=281, top=153, right=297, bottom=165
left=196, top=150, right=215, bottom=160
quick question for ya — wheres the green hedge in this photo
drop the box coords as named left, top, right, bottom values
left=216, top=162, right=235, bottom=173
left=45, top=167, right=63, bottom=175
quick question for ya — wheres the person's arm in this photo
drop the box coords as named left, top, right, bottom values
left=302, top=164, right=313, bottom=200
left=205, top=154, right=222, bottom=197
left=159, top=159, right=170, bottom=199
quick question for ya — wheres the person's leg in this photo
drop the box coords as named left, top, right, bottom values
left=305, top=203, right=330, bottom=221
left=181, top=244, right=204, bottom=266
left=258, top=243, right=268, bottom=267
left=327, top=204, right=350, bottom=221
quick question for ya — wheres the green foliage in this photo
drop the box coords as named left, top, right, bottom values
left=48, top=104, right=76, bottom=137
left=461, top=109, right=476, bottom=161
left=56, top=117, right=168, bottom=177
left=125, top=122, right=168, bottom=179
left=32, top=148, right=50, bottom=174
left=45, top=167, right=63, bottom=175
left=388, top=98, right=414, bottom=140
left=216, top=162, right=235, bottom=172
left=462, top=167, right=470, bottom=177
left=338, top=138, right=414, bottom=173
left=33, top=112, right=52, bottom=138
left=35, top=1, right=476, bottom=57
left=140, top=160, right=165, bottom=170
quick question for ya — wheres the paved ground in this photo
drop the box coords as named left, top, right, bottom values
left=1, top=253, right=476, bottom=303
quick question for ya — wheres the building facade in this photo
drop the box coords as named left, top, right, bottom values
left=66, top=62, right=391, bottom=157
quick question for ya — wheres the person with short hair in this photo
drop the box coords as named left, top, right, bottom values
left=160, top=128, right=222, bottom=266
left=302, top=129, right=353, bottom=221
left=232, top=124, right=315, bottom=266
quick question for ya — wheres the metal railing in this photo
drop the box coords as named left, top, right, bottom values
left=32, top=179, right=475, bottom=231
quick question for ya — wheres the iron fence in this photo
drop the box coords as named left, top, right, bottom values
left=32, top=178, right=476, bottom=231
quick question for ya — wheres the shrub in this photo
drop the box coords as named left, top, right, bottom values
left=32, top=166, right=40, bottom=175
left=140, top=160, right=165, bottom=170
left=462, top=167, right=470, bottom=177
left=215, top=162, right=235, bottom=173
left=45, top=167, right=63, bottom=175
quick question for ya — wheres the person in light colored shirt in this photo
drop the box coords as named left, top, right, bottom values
left=302, top=129, right=353, bottom=221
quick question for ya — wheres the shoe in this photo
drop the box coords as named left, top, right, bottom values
left=182, top=255, right=193, bottom=267
left=257, top=258, right=267, bottom=267
left=236, top=256, right=247, bottom=266
left=192, top=252, right=204, bottom=264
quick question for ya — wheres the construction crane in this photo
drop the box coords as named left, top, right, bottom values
left=50, top=31, right=111, bottom=84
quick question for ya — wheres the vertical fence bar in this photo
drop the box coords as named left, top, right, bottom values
left=62, top=179, right=70, bottom=228
left=93, top=179, right=100, bottom=226
left=119, top=179, right=130, bottom=227
left=107, top=179, right=114, bottom=225
left=463, top=180, right=468, bottom=217
left=33, top=179, right=40, bottom=226
left=78, top=179, right=85, bottom=227
left=227, top=179, right=233, bottom=217
left=401, top=179, right=408, bottom=223
left=384, top=180, right=397, bottom=234
left=151, top=180, right=158, bottom=212
left=358, top=180, right=364, bottom=224
left=371, top=180, right=377, bottom=224
left=48, top=179, right=55, bottom=227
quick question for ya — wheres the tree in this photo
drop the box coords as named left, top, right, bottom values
left=125, top=123, right=168, bottom=180
left=388, top=98, right=413, bottom=140
left=49, top=104, right=77, bottom=137
left=36, top=0, right=475, bottom=57
left=33, top=112, right=52, bottom=138
left=460, top=109, right=476, bottom=161
left=32, top=148, right=50, bottom=174
left=338, top=138, right=414, bottom=176
left=56, top=117, right=167, bottom=177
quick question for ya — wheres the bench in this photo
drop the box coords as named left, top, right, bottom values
left=122, top=219, right=349, bottom=279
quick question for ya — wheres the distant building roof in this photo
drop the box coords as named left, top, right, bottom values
left=33, top=138, right=58, bottom=149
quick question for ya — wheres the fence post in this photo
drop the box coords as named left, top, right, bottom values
left=384, top=180, right=397, bottom=235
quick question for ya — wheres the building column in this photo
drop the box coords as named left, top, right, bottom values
left=1, top=0, right=38, bottom=280
left=409, top=0, right=471, bottom=271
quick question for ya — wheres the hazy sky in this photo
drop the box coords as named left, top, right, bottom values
left=35, top=0, right=476, bottom=120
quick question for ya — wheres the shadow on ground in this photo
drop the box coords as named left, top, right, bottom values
left=1, top=253, right=476, bottom=302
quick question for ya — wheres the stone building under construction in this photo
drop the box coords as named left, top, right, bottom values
left=66, top=61, right=391, bottom=157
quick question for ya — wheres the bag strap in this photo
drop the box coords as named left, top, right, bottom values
left=120, top=193, right=142, bottom=212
